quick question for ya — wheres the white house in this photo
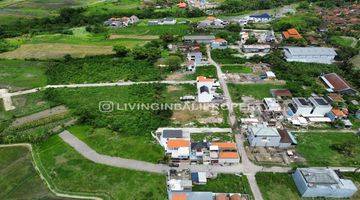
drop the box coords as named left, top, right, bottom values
left=288, top=97, right=314, bottom=117
left=247, top=124, right=281, bottom=147
left=196, top=76, right=218, bottom=103
left=210, top=38, right=228, bottom=49
left=249, top=13, right=272, bottom=22
left=283, top=47, right=337, bottom=64
left=308, top=97, right=332, bottom=116
left=293, top=168, right=358, bottom=198
left=263, top=98, right=282, bottom=112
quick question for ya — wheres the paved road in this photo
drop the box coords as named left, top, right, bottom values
left=59, top=131, right=169, bottom=174
left=207, top=45, right=265, bottom=200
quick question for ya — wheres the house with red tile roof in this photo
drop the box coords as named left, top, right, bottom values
left=320, top=73, right=357, bottom=95
left=282, top=28, right=302, bottom=39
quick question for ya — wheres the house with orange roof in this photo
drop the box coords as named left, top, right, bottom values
left=326, top=108, right=347, bottom=122
left=166, top=139, right=191, bottom=159
left=211, top=142, right=237, bottom=150
left=219, top=152, right=240, bottom=164
left=177, top=2, right=187, bottom=8
left=282, top=28, right=302, bottom=39
left=211, top=38, right=228, bottom=49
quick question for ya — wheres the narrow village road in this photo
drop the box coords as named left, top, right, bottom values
left=59, top=131, right=170, bottom=174
left=207, top=45, right=265, bottom=200
left=3, top=80, right=197, bottom=98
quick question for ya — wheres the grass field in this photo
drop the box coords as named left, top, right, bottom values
left=0, top=59, right=47, bottom=90
left=221, top=65, right=252, bottom=74
left=330, top=36, right=357, bottom=48
left=186, top=65, right=218, bottom=80
left=294, top=132, right=360, bottom=167
left=193, top=174, right=253, bottom=197
left=228, top=83, right=285, bottom=102
left=69, top=125, right=164, bottom=163
left=0, top=146, right=66, bottom=199
left=256, top=173, right=301, bottom=200
left=34, top=135, right=167, bottom=200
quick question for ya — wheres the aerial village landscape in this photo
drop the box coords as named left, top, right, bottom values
left=0, top=0, right=359, bottom=200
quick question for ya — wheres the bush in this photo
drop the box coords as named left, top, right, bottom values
left=113, top=45, right=129, bottom=57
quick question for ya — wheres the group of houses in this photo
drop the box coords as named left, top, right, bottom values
left=237, top=13, right=272, bottom=26
left=104, top=15, right=139, bottom=27
left=157, top=128, right=240, bottom=165
left=197, top=16, right=229, bottom=29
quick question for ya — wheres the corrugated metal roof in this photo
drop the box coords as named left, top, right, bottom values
left=284, top=47, right=337, bottom=56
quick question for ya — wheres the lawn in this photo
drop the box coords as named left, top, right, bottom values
left=163, top=84, right=197, bottom=103
left=0, top=146, right=66, bottom=199
left=186, top=65, right=218, bottom=80
left=330, top=36, right=357, bottom=48
left=221, top=65, right=252, bottom=73
left=256, top=172, right=301, bottom=200
left=69, top=125, right=164, bottom=163
left=228, top=83, right=285, bottom=102
left=33, top=135, right=167, bottom=200
left=0, top=59, right=47, bottom=91
left=193, top=174, right=253, bottom=197
left=191, top=132, right=234, bottom=142
left=294, top=132, right=360, bottom=167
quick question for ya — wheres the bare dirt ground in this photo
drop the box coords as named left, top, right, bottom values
left=11, top=105, right=69, bottom=127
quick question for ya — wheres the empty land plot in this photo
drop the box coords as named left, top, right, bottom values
left=34, top=135, right=167, bottom=199
left=186, top=65, right=218, bottom=80
left=228, top=83, right=285, bottom=102
left=69, top=125, right=164, bottom=163
left=0, top=146, right=68, bottom=200
left=0, top=59, right=47, bottom=91
left=0, top=43, right=114, bottom=59
left=110, top=24, right=190, bottom=36
left=256, top=172, right=300, bottom=200
left=193, top=174, right=253, bottom=198
left=221, top=65, right=252, bottom=73
left=294, top=132, right=360, bottom=167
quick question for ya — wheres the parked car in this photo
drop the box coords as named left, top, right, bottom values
left=169, top=163, right=179, bottom=167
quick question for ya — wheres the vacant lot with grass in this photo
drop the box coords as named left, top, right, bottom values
left=256, top=172, right=300, bottom=200
left=0, top=59, right=47, bottom=90
left=228, top=83, right=285, bottom=102
left=46, top=56, right=164, bottom=84
left=330, top=36, right=357, bottom=48
left=294, top=132, right=360, bottom=167
left=34, top=135, right=167, bottom=200
left=0, top=146, right=66, bottom=199
left=221, top=65, right=252, bottom=74
left=110, top=24, right=190, bottom=36
left=69, top=125, right=164, bottom=163
left=186, top=65, right=218, bottom=80
left=46, top=84, right=172, bottom=135
left=193, top=174, right=253, bottom=197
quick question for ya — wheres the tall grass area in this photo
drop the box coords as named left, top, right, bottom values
left=46, top=56, right=165, bottom=84
left=45, top=84, right=172, bottom=135
left=110, top=24, right=190, bottom=36
left=34, top=135, right=167, bottom=200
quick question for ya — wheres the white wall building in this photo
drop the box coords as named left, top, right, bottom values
left=247, top=124, right=281, bottom=147
left=263, top=98, right=282, bottom=112
left=308, top=97, right=332, bottom=116
left=196, top=76, right=218, bottom=103
left=288, top=98, right=314, bottom=117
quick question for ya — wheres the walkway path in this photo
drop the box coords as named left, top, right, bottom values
left=0, top=80, right=196, bottom=110
left=59, top=131, right=169, bottom=174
